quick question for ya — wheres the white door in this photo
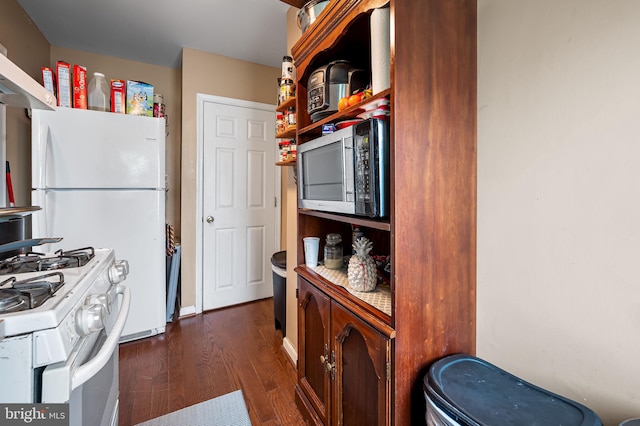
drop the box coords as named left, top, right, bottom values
left=202, top=99, right=278, bottom=311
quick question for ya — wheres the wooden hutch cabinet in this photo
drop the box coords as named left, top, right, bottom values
left=291, top=0, right=477, bottom=424
left=298, top=275, right=392, bottom=425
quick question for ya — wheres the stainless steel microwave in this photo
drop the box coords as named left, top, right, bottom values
left=297, top=118, right=390, bottom=218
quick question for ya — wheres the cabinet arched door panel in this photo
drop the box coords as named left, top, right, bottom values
left=331, top=302, right=390, bottom=426
left=298, top=278, right=332, bottom=424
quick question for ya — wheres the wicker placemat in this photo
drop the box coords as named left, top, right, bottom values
left=309, top=264, right=391, bottom=316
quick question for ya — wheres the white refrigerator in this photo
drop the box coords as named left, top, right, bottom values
left=31, top=107, right=166, bottom=342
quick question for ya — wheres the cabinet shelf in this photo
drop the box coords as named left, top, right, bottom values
left=275, top=160, right=296, bottom=167
left=276, top=97, right=296, bottom=113
left=296, top=265, right=394, bottom=334
left=298, top=89, right=391, bottom=138
left=299, top=208, right=391, bottom=232
left=276, top=125, right=296, bottom=139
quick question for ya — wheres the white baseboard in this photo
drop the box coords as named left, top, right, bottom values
left=179, top=305, right=196, bottom=317
left=283, top=336, right=298, bottom=365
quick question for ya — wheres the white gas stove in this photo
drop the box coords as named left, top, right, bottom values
left=0, top=247, right=130, bottom=426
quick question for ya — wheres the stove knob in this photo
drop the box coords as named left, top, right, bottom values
left=75, top=304, right=106, bottom=336
left=109, top=260, right=130, bottom=284
left=86, top=293, right=112, bottom=314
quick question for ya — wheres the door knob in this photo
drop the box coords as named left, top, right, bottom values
left=206, top=216, right=214, bottom=223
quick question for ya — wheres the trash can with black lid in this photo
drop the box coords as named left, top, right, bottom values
left=424, top=354, right=602, bottom=426
left=271, top=250, right=287, bottom=337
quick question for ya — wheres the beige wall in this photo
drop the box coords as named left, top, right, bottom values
left=477, top=1, right=640, bottom=423
left=0, top=1, right=50, bottom=209
left=180, top=48, right=281, bottom=310
left=48, top=46, right=182, bottom=236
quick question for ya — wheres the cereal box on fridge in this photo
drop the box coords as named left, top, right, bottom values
left=41, top=67, right=56, bottom=97
left=126, top=80, right=153, bottom=116
left=56, top=61, right=72, bottom=107
left=72, top=64, right=87, bottom=109
left=111, top=80, right=126, bottom=114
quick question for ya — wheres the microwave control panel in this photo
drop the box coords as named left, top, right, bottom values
left=353, top=118, right=389, bottom=218
left=355, top=135, right=372, bottom=203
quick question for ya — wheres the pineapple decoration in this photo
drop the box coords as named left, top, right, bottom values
left=347, top=237, right=377, bottom=292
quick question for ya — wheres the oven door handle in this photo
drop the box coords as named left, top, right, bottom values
left=71, top=284, right=130, bottom=391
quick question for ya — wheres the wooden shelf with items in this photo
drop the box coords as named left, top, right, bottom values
left=298, top=89, right=391, bottom=137
left=276, top=125, right=296, bottom=139
left=292, top=0, right=477, bottom=424
left=276, top=96, right=296, bottom=113
left=275, top=96, right=296, bottom=166
left=296, top=264, right=393, bottom=329
left=296, top=210, right=392, bottom=319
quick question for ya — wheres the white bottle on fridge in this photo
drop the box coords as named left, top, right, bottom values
left=87, top=72, right=110, bottom=112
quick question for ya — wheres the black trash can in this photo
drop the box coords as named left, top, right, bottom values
left=271, top=251, right=287, bottom=337
left=424, top=354, right=602, bottom=426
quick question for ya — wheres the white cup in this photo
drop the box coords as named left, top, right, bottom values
left=303, top=237, right=320, bottom=267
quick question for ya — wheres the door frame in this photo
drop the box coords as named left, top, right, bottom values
left=195, top=93, right=281, bottom=314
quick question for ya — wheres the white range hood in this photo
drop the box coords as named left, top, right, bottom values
left=0, top=54, right=56, bottom=110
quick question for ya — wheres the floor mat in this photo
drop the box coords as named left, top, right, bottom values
left=135, top=390, right=251, bottom=426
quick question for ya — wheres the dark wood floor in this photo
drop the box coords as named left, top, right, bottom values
left=118, top=298, right=304, bottom=425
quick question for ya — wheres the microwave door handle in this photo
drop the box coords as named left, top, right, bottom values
left=297, top=161, right=303, bottom=197
left=343, top=146, right=350, bottom=201
left=343, top=135, right=355, bottom=202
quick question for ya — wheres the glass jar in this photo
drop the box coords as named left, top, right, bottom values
left=282, top=55, right=294, bottom=80
left=324, top=233, right=343, bottom=270
left=279, top=78, right=295, bottom=104
left=290, top=139, right=297, bottom=160
left=276, top=114, right=286, bottom=134
left=281, top=140, right=291, bottom=161
left=286, top=106, right=296, bottom=126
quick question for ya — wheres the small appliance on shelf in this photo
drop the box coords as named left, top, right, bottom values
left=307, top=60, right=367, bottom=123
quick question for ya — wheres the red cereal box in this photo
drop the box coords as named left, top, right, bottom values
left=56, top=61, right=72, bottom=107
left=73, top=64, right=87, bottom=109
left=110, top=79, right=126, bottom=114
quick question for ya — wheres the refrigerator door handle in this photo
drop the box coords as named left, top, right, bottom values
left=33, top=122, right=51, bottom=189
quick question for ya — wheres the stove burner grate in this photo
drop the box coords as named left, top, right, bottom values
left=0, top=247, right=95, bottom=275
left=0, top=272, right=65, bottom=313
left=0, top=288, right=25, bottom=312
